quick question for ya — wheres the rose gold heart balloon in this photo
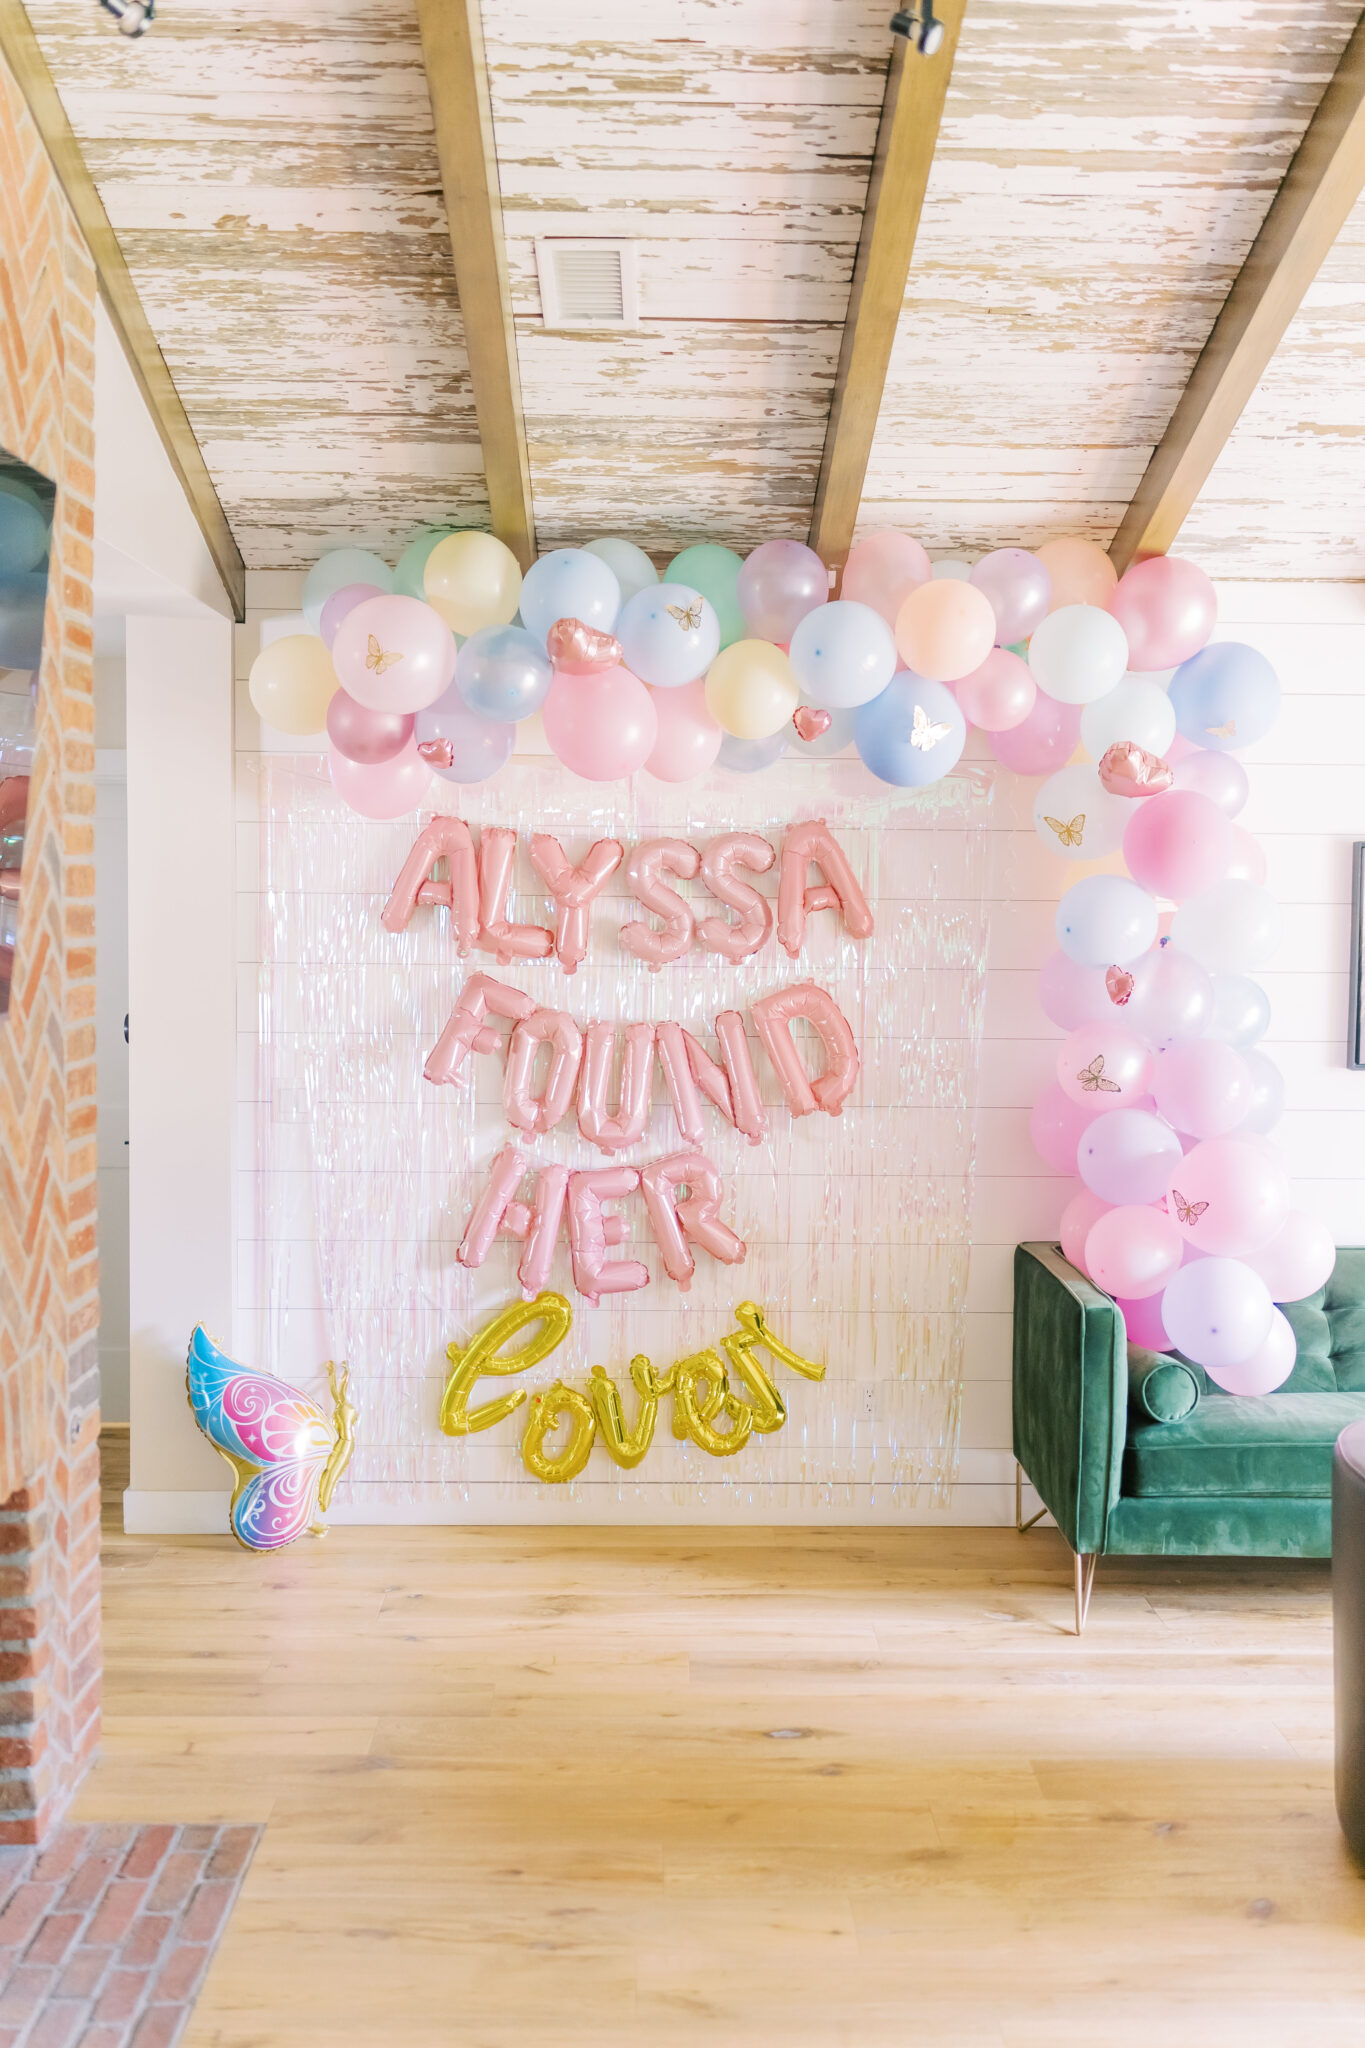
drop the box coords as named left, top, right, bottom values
left=546, top=616, right=623, bottom=674
left=792, top=706, right=832, bottom=743
left=1105, top=965, right=1135, bottom=1007
left=1098, top=739, right=1174, bottom=797
left=417, top=737, right=455, bottom=769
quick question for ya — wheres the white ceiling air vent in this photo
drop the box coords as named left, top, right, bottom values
left=535, top=239, right=639, bottom=330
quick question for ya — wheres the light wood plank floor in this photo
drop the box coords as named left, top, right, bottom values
left=79, top=1463, right=1365, bottom=2046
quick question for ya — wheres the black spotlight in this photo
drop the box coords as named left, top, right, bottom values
left=890, top=2, right=945, bottom=55
left=99, top=0, right=155, bottom=35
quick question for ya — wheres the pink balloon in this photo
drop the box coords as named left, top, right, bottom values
left=1151, top=1039, right=1252, bottom=1138
left=620, top=839, right=700, bottom=966
left=1165, top=1135, right=1289, bottom=1256
left=1056, top=1024, right=1153, bottom=1109
left=1204, top=1306, right=1296, bottom=1395
left=644, top=679, right=723, bottom=782
left=989, top=690, right=1082, bottom=775
left=1109, top=556, right=1217, bottom=672
left=1173, top=748, right=1249, bottom=818
left=577, top=1022, right=655, bottom=1153
left=1244, top=1209, right=1335, bottom=1302
left=423, top=971, right=535, bottom=1087
left=383, top=815, right=479, bottom=950
left=1123, top=943, right=1214, bottom=1049
left=969, top=548, right=1052, bottom=645
left=841, top=531, right=930, bottom=627
left=640, top=1150, right=746, bottom=1289
left=777, top=819, right=874, bottom=958
left=1078, top=1109, right=1182, bottom=1205
left=333, top=594, right=457, bottom=712
left=1122, top=789, right=1232, bottom=901
left=737, top=539, right=828, bottom=643
left=325, top=686, right=413, bottom=765
left=1038, top=953, right=1113, bottom=1032
left=657, top=1015, right=766, bottom=1146
left=474, top=825, right=553, bottom=963
left=1085, top=1204, right=1183, bottom=1299
left=328, top=736, right=432, bottom=819
left=1119, top=1291, right=1172, bottom=1349
left=751, top=981, right=859, bottom=1117
left=516, top=1163, right=571, bottom=1294
left=542, top=666, right=658, bottom=780
left=527, top=833, right=624, bottom=974
left=954, top=647, right=1036, bottom=731
left=503, top=1008, right=583, bottom=1135
left=567, top=1166, right=650, bottom=1304
left=696, top=832, right=775, bottom=961
left=457, top=1143, right=527, bottom=1272
left=895, top=580, right=997, bottom=683
left=319, top=581, right=384, bottom=650
left=1030, top=1083, right=1098, bottom=1174
left=1223, top=824, right=1266, bottom=886
left=1060, top=1187, right=1111, bottom=1275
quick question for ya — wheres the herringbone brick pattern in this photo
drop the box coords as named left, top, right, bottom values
left=0, top=58, right=100, bottom=1843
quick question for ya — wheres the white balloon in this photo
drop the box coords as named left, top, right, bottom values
left=1032, top=762, right=1131, bottom=861
left=1206, top=973, right=1271, bottom=1047
left=1080, top=679, right=1177, bottom=760
left=1239, top=1049, right=1285, bottom=1134
left=1028, top=605, right=1130, bottom=705
left=1169, top=880, right=1281, bottom=974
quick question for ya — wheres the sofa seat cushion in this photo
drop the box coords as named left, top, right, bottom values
left=1124, top=1392, right=1365, bottom=1499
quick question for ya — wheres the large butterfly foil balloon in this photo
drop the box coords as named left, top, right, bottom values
left=186, top=1326, right=357, bottom=1552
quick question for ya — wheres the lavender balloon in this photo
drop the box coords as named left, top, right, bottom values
left=969, top=548, right=1051, bottom=645
left=1173, top=748, right=1250, bottom=818
left=326, top=687, right=413, bottom=766
left=1055, top=874, right=1158, bottom=967
left=319, top=581, right=384, bottom=650
left=1077, top=1109, right=1182, bottom=1206
left=1125, top=944, right=1214, bottom=1049
left=736, top=539, right=828, bottom=643
left=415, top=686, right=514, bottom=784
left=1206, top=974, right=1271, bottom=1047
left=717, top=729, right=787, bottom=773
left=1239, top=1049, right=1285, bottom=1135
left=1161, top=1256, right=1273, bottom=1370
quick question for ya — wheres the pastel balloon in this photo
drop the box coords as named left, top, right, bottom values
left=790, top=703, right=858, bottom=756
left=705, top=640, right=799, bottom=738
left=504, top=1009, right=583, bottom=1134
left=751, top=981, right=859, bottom=1116
left=1039, top=952, right=1114, bottom=1032
left=1123, top=944, right=1214, bottom=1049
left=1166, top=1136, right=1289, bottom=1256
left=577, top=1022, right=656, bottom=1153
left=1085, top=1205, right=1183, bottom=1300
left=1206, top=973, right=1271, bottom=1047
left=1204, top=1306, right=1296, bottom=1395
left=644, top=680, right=723, bottom=782
left=1245, top=1210, right=1335, bottom=1303
left=584, top=537, right=659, bottom=604
left=566, top=1166, right=650, bottom=1304
left=1033, top=762, right=1130, bottom=860
left=737, top=538, right=828, bottom=643
left=474, top=827, right=554, bottom=964
left=894, top=579, right=996, bottom=683
left=1060, top=1186, right=1111, bottom=1276
left=1055, top=874, right=1158, bottom=966
left=1036, top=536, right=1117, bottom=612
left=1098, top=741, right=1173, bottom=798
left=640, top=1151, right=745, bottom=1288
left=249, top=634, right=338, bottom=735
left=393, top=529, right=451, bottom=601
left=956, top=647, right=1036, bottom=731
left=1151, top=1040, right=1252, bottom=1138
left=413, top=687, right=514, bottom=784
left=328, top=736, right=432, bottom=819
left=527, top=834, right=624, bottom=974
left=788, top=598, right=897, bottom=708
left=333, top=595, right=457, bottom=713
left=1080, top=678, right=1177, bottom=761
left=617, top=583, right=719, bottom=687
left=422, top=531, right=522, bottom=636
left=841, top=530, right=930, bottom=626
left=319, top=581, right=383, bottom=650
left=1028, top=604, right=1129, bottom=704
left=542, top=666, right=658, bottom=780
left=620, top=839, right=701, bottom=966
left=1057, top=1024, right=1152, bottom=1108
left=1078, top=1108, right=1182, bottom=1205
left=456, top=623, right=552, bottom=721
left=717, top=729, right=788, bottom=773
left=1109, top=556, right=1217, bottom=672
left=1223, top=825, right=1266, bottom=886
left=969, top=548, right=1051, bottom=645
left=989, top=689, right=1081, bottom=775
left=303, top=546, right=392, bottom=631
left=520, top=548, right=621, bottom=648
left=855, top=674, right=965, bottom=786
left=1030, top=1082, right=1099, bottom=1174
left=546, top=618, right=622, bottom=673
left=1168, top=641, right=1280, bottom=752
left=326, top=687, right=412, bottom=766
left=1173, top=747, right=1249, bottom=817
left=1122, top=788, right=1232, bottom=901
left=1169, top=879, right=1280, bottom=973
left=1119, top=1291, right=1172, bottom=1349
left=1238, top=1048, right=1284, bottom=1135
left=697, top=833, right=775, bottom=961
left=1162, top=1256, right=1272, bottom=1370
left=667, top=544, right=746, bottom=649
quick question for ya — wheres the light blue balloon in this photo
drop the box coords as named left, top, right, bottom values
left=1207, top=973, right=1271, bottom=1048
left=519, top=548, right=620, bottom=649
left=791, top=704, right=858, bottom=758
left=585, top=537, right=658, bottom=605
left=1168, top=642, right=1280, bottom=752
left=789, top=599, right=896, bottom=709
left=0, top=494, right=48, bottom=577
left=1056, top=874, right=1158, bottom=966
left=616, top=582, right=719, bottom=688
left=854, top=675, right=965, bottom=787
left=415, top=685, right=514, bottom=784
left=303, top=547, right=392, bottom=631
left=455, top=625, right=552, bottom=722
left=393, top=529, right=451, bottom=601
left=718, top=730, right=787, bottom=774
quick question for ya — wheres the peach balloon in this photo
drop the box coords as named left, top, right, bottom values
left=1036, top=537, right=1118, bottom=613
left=894, top=579, right=996, bottom=683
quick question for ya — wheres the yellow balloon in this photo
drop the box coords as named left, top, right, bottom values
left=704, top=639, right=798, bottom=738
left=588, top=1357, right=660, bottom=1470
left=440, top=1291, right=574, bottom=1437
left=424, top=530, right=523, bottom=635
left=248, top=634, right=338, bottom=735
left=521, top=1382, right=596, bottom=1482
left=672, top=1349, right=754, bottom=1457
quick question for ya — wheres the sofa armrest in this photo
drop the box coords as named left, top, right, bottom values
left=1012, top=1242, right=1127, bottom=1554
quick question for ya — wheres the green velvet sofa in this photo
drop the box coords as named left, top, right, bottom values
left=1013, top=1241, right=1364, bottom=1630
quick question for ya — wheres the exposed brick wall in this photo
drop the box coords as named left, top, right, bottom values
left=0, top=57, right=101, bottom=1842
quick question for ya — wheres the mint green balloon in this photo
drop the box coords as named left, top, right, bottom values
left=394, top=529, right=453, bottom=601
left=667, top=544, right=745, bottom=650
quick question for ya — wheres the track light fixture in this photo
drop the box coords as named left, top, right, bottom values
left=98, top=0, right=155, bottom=35
left=890, top=1, right=945, bottom=55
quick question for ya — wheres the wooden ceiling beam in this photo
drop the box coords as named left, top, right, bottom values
left=808, top=6, right=967, bottom=574
left=0, top=0, right=246, bottom=619
left=416, top=0, right=535, bottom=570
left=1110, top=11, right=1365, bottom=573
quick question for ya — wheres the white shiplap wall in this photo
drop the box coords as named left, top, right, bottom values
left=232, top=573, right=1365, bottom=1523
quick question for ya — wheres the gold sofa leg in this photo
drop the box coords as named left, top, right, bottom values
left=1015, top=1461, right=1045, bottom=1533
left=1073, top=1550, right=1097, bottom=1634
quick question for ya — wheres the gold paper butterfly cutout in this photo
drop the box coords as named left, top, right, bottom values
left=1045, top=813, right=1085, bottom=848
left=1206, top=719, right=1235, bottom=739
left=1171, top=1188, right=1209, bottom=1226
left=910, top=703, right=953, bottom=751
left=1077, top=1055, right=1121, bottom=1095
left=667, top=600, right=703, bottom=631
left=367, top=634, right=402, bottom=675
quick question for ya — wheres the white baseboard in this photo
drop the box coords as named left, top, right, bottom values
left=122, top=1489, right=229, bottom=1535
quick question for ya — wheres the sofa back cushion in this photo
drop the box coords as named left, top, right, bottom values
left=1279, top=1249, right=1365, bottom=1393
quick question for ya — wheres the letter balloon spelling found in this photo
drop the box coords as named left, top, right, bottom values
left=381, top=815, right=479, bottom=949
left=620, top=839, right=701, bottom=966
left=425, top=973, right=536, bottom=1087
left=528, top=833, right=625, bottom=973
left=504, top=1009, right=584, bottom=1135
left=186, top=1326, right=357, bottom=1552
left=696, top=832, right=776, bottom=960
left=751, top=982, right=859, bottom=1116
left=577, top=1021, right=656, bottom=1153
left=640, top=1151, right=747, bottom=1288
left=776, top=820, right=874, bottom=958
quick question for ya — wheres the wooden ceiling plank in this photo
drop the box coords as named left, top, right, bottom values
left=1110, top=10, right=1365, bottom=573
left=808, top=4, right=967, bottom=573
left=416, top=0, right=535, bottom=569
left=0, top=0, right=246, bottom=618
